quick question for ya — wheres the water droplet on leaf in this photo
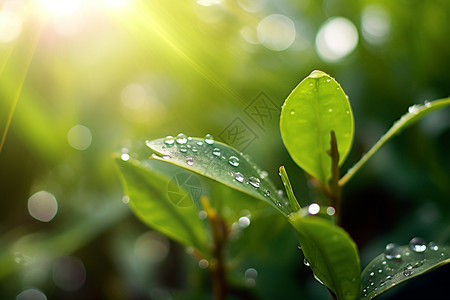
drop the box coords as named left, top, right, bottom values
left=186, top=157, right=194, bottom=166
left=314, top=274, right=324, bottom=285
left=408, top=104, right=421, bottom=114
left=308, top=203, right=320, bottom=215
left=303, top=258, right=310, bottom=267
left=212, top=148, right=221, bottom=156
left=228, top=156, right=240, bottom=167
left=248, top=176, right=260, bottom=188
left=409, top=237, right=426, bottom=253
left=176, top=133, right=188, bottom=144
left=384, top=243, right=402, bottom=260
left=263, top=190, right=270, bottom=197
left=162, top=155, right=170, bottom=159
left=428, top=241, right=439, bottom=251
left=259, top=170, right=268, bottom=179
left=204, top=134, right=214, bottom=145
left=164, top=135, right=175, bottom=146
left=234, top=172, right=244, bottom=183
left=180, top=145, right=187, bottom=153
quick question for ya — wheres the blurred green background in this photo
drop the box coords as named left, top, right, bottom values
left=1, top=0, right=449, bottom=299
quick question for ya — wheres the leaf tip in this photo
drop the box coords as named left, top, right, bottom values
left=308, top=70, right=328, bottom=78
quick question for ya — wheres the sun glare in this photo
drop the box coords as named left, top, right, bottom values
left=40, top=0, right=81, bottom=15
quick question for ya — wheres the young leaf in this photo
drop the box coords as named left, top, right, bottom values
left=115, top=156, right=210, bottom=257
left=279, top=166, right=301, bottom=212
left=289, top=209, right=361, bottom=300
left=146, top=136, right=292, bottom=216
left=280, top=70, right=354, bottom=185
left=361, top=242, right=450, bottom=299
left=340, top=97, right=450, bottom=186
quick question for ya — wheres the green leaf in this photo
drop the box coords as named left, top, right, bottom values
left=289, top=209, right=361, bottom=300
left=280, top=70, right=354, bottom=184
left=279, top=166, right=301, bottom=212
left=340, top=97, right=450, bottom=186
left=115, top=155, right=210, bottom=257
left=146, top=136, right=292, bottom=216
left=361, top=243, right=450, bottom=299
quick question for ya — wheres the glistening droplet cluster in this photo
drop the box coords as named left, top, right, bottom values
left=362, top=237, right=447, bottom=298
left=147, top=134, right=291, bottom=215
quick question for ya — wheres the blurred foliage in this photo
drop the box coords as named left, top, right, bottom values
left=0, top=0, right=449, bottom=299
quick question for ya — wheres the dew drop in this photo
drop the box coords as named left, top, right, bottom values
left=276, top=190, right=284, bottom=198
left=276, top=202, right=282, bottom=207
left=263, top=190, right=270, bottom=197
left=424, top=100, right=431, bottom=107
left=176, top=133, right=188, bottom=144
left=191, top=147, right=198, bottom=153
left=204, top=134, right=214, bottom=145
left=229, top=156, right=240, bottom=167
left=428, top=241, right=439, bottom=251
left=303, top=258, right=310, bottom=267
left=234, top=172, right=244, bottom=183
left=369, top=271, right=374, bottom=276
left=297, top=244, right=302, bottom=250
left=212, top=148, right=221, bottom=156
left=248, top=176, right=260, bottom=188
left=308, top=203, right=320, bottom=215
left=403, top=269, right=412, bottom=277
left=290, top=109, right=295, bottom=115
left=386, top=275, right=392, bottom=280
left=384, top=243, right=402, bottom=260
left=409, top=237, right=426, bottom=253
left=379, top=280, right=385, bottom=286
left=408, top=104, right=420, bottom=114
left=238, top=216, right=251, bottom=228
left=378, top=269, right=383, bottom=273
left=162, top=155, right=170, bottom=159
left=164, top=135, right=175, bottom=146
left=180, top=145, right=188, bottom=153
left=414, top=260, right=424, bottom=268
left=328, top=108, right=333, bottom=112
left=120, top=153, right=130, bottom=161
left=260, top=170, right=268, bottom=179
left=196, top=141, right=203, bottom=146
left=314, top=274, right=324, bottom=285
left=186, top=157, right=194, bottom=166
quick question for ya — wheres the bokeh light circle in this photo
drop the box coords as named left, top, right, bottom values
left=16, top=288, right=47, bottom=300
left=257, top=14, right=296, bottom=51
left=28, top=191, right=58, bottom=222
left=52, top=256, right=86, bottom=291
left=315, top=17, right=358, bottom=62
left=67, top=124, right=92, bottom=150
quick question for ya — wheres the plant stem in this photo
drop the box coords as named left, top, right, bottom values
left=327, top=131, right=342, bottom=225
left=201, top=196, right=228, bottom=300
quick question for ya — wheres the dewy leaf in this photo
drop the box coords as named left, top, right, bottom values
left=115, top=156, right=210, bottom=257
left=361, top=242, right=450, bottom=299
left=289, top=210, right=361, bottom=300
left=146, top=135, right=292, bottom=216
left=339, top=97, right=450, bottom=186
left=280, top=70, right=354, bottom=185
